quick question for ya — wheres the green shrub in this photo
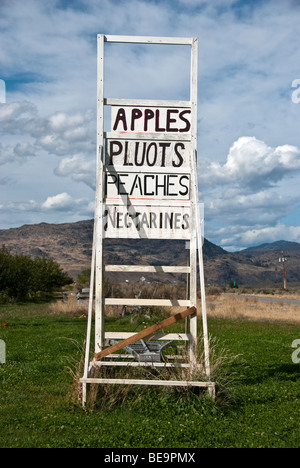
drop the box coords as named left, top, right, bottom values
left=0, top=245, right=72, bottom=302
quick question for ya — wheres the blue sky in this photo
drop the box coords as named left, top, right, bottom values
left=0, top=0, right=300, bottom=250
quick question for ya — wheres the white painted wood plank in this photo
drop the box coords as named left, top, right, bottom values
left=105, top=98, right=191, bottom=108
left=111, top=106, right=191, bottom=135
left=189, top=37, right=199, bottom=367
left=105, top=332, right=191, bottom=341
left=104, top=298, right=191, bottom=307
left=95, top=34, right=105, bottom=354
left=105, top=172, right=191, bottom=203
left=104, top=265, right=191, bottom=273
left=105, top=166, right=192, bottom=175
left=101, top=354, right=186, bottom=360
left=103, top=231, right=191, bottom=240
left=104, top=35, right=194, bottom=45
left=82, top=218, right=97, bottom=401
left=93, top=361, right=190, bottom=368
left=105, top=140, right=191, bottom=169
left=105, top=132, right=191, bottom=141
left=104, top=199, right=191, bottom=207
left=103, top=205, right=191, bottom=240
left=80, top=377, right=214, bottom=388
left=151, top=333, right=192, bottom=341
left=192, top=149, right=211, bottom=378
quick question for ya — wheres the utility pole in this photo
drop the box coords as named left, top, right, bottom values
left=279, top=252, right=287, bottom=290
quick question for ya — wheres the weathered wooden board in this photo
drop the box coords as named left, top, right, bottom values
left=104, top=35, right=194, bottom=45
left=105, top=139, right=191, bottom=169
left=104, top=171, right=191, bottom=204
left=104, top=265, right=191, bottom=273
left=104, top=298, right=191, bottom=307
left=103, top=204, right=191, bottom=239
left=111, top=106, right=191, bottom=135
left=104, top=98, right=191, bottom=108
left=104, top=332, right=191, bottom=341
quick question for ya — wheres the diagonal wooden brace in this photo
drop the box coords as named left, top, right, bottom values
left=94, top=306, right=197, bottom=361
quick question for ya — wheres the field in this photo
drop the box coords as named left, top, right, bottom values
left=206, top=293, right=300, bottom=324
left=0, top=295, right=300, bottom=448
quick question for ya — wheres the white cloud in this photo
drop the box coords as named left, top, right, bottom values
left=15, top=200, right=39, bottom=212
left=13, top=142, right=36, bottom=158
left=41, top=192, right=94, bottom=218
left=54, top=154, right=96, bottom=189
left=42, top=192, right=74, bottom=211
left=0, top=101, right=36, bottom=123
left=178, top=0, right=237, bottom=10
left=207, top=189, right=294, bottom=223
left=48, top=112, right=86, bottom=132
left=200, top=135, right=300, bottom=249
left=0, top=101, right=95, bottom=162
left=0, top=101, right=37, bottom=134
left=32, top=109, right=95, bottom=156
left=0, top=144, right=13, bottom=165
left=0, top=0, right=300, bottom=248
left=0, top=191, right=94, bottom=221
left=201, top=137, right=300, bottom=191
left=0, top=199, right=39, bottom=213
left=220, top=224, right=300, bottom=251
left=0, top=141, right=37, bottom=165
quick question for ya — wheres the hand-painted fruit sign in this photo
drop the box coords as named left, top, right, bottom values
left=111, top=106, right=191, bottom=134
left=104, top=106, right=192, bottom=239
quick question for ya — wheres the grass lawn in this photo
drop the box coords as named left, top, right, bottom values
left=0, top=302, right=300, bottom=448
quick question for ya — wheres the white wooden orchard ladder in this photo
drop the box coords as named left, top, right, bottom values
left=80, top=35, right=215, bottom=406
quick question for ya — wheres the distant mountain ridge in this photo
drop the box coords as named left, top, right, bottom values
left=0, top=220, right=299, bottom=286
left=240, top=240, right=300, bottom=256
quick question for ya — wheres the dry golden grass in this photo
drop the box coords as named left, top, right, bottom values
left=241, top=292, right=300, bottom=301
left=48, top=294, right=89, bottom=317
left=48, top=290, right=300, bottom=325
left=205, top=295, right=300, bottom=324
left=76, top=333, right=239, bottom=411
left=168, top=293, right=300, bottom=324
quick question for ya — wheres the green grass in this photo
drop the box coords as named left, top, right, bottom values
left=0, top=303, right=300, bottom=448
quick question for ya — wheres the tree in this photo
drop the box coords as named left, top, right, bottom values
left=32, top=257, right=73, bottom=293
left=77, top=269, right=91, bottom=289
left=0, top=246, right=73, bottom=302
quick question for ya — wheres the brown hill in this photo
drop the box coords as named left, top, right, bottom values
left=0, top=220, right=299, bottom=286
left=0, top=220, right=94, bottom=280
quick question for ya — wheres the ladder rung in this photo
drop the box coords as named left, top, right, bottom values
left=105, top=332, right=191, bottom=341
left=104, top=265, right=191, bottom=274
left=104, top=298, right=191, bottom=307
